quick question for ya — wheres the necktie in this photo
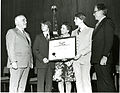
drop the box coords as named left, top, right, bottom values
left=46, top=34, right=50, bottom=40
left=77, top=29, right=81, bottom=35
left=23, top=31, right=29, bottom=44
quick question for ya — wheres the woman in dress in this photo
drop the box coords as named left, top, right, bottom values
left=53, top=22, right=75, bottom=93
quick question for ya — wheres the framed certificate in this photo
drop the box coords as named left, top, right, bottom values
left=49, top=36, right=76, bottom=61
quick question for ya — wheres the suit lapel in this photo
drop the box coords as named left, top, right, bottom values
left=15, top=28, right=30, bottom=45
left=15, top=28, right=26, bottom=39
left=41, top=33, right=48, bottom=42
left=24, top=31, right=31, bottom=46
left=92, top=18, right=106, bottom=39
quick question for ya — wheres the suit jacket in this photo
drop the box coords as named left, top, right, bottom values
left=6, top=28, right=33, bottom=68
left=91, top=17, right=115, bottom=64
left=72, top=26, right=93, bottom=65
left=33, top=33, right=54, bottom=68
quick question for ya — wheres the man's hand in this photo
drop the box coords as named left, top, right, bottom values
left=100, top=56, right=107, bottom=65
left=116, top=65, right=120, bottom=73
left=43, top=58, right=49, bottom=63
left=30, top=63, right=33, bottom=69
left=12, top=62, right=18, bottom=70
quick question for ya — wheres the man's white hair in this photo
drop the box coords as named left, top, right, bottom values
left=14, top=15, right=25, bottom=26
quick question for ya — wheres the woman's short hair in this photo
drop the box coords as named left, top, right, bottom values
left=62, top=22, right=72, bottom=31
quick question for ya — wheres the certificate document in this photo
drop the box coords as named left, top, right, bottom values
left=49, top=36, right=76, bottom=61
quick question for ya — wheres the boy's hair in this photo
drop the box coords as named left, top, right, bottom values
left=75, top=12, right=86, bottom=21
left=41, top=20, right=51, bottom=28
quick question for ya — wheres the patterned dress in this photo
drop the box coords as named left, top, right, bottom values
left=53, top=34, right=75, bottom=82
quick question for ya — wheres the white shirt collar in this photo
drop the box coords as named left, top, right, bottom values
left=79, top=24, right=87, bottom=32
left=43, top=31, right=50, bottom=38
left=43, top=31, right=49, bottom=35
left=98, top=16, right=106, bottom=23
left=16, top=26, right=24, bottom=33
left=95, top=16, right=106, bottom=28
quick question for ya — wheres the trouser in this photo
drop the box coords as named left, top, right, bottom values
left=94, top=64, right=116, bottom=92
left=37, top=66, right=54, bottom=92
left=73, top=61, right=92, bottom=93
left=9, top=67, right=30, bottom=92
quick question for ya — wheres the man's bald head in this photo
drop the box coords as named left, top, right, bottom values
left=15, top=15, right=27, bottom=29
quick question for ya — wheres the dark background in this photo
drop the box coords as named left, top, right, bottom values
left=1, top=0, right=120, bottom=75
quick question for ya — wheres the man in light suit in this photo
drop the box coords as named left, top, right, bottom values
left=33, top=21, right=54, bottom=92
left=91, top=3, right=116, bottom=92
left=6, top=15, right=33, bottom=92
left=71, top=12, right=93, bottom=93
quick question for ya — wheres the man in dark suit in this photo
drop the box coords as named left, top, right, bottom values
left=6, top=15, right=33, bottom=92
left=91, top=3, right=116, bottom=92
left=33, top=21, right=54, bottom=92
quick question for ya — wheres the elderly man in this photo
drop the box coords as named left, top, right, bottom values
left=6, top=15, right=33, bottom=92
left=91, top=3, right=116, bottom=92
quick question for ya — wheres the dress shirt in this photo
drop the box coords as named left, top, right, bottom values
left=95, top=16, right=106, bottom=28
left=43, top=31, right=50, bottom=39
left=16, top=26, right=24, bottom=34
